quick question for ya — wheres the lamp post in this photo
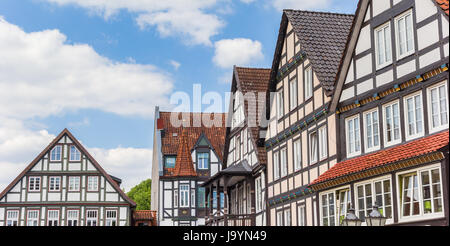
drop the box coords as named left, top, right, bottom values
left=366, top=203, right=387, bottom=226
left=341, top=207, right=362, bottom=226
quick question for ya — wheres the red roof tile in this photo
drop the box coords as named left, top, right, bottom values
left=435, top=0, right=449, bottom=15
left=133, top=210, right=157, bottom=221
left=171, top=129, right=197, bottom=177
left=311, top=130, right=449, bottom=186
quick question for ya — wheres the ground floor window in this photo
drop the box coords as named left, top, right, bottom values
left=47, top=210, right=59, bottom=226
left=298, top=205, right=306, bottom=226
left=86, top=210, right=98, bottom=226
left=6, top=210, right=19, bottom=226
left=67, top=210, right=79, bottom=226
left=105, top=210, right=117, bottom=226
left=356, top=178, right=392, bottom=220
left=276, top=210, right=284, bottom=226
left=26, top=210, right=39, bottom=226
left=321, top=192, right=335, bottom=226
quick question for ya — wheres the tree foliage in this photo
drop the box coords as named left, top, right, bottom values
left=127, top=179, right=151, bottom=210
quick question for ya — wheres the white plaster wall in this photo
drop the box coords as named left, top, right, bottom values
left=417, top=20, right=440, bottom=50
left=397, top=59, right=416, bottom=78
left=372, top=0, right=390, bottom=17
left=356, top=53, right=373, bottom=79
left=415, top=0, right=438, bottom=23
left=340, top=86, right=355, bottom=102
left=356, top=25, right=371, bottom=55
left=105, top=193, right=118, bottom=201
left=419, top=48, right=441, bottom=69
left=376, top=69, right=394, bottom=87
left=86, top=193, right=99, bottom=201
left=357, top=79, right=374, bottom=95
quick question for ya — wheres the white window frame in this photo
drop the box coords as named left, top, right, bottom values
left=69, top=145, right=81, bottom=161
left=180, top=184, right=190, bottom=208
left=375, top=22, right=393, bottom=70
left=255, top=177, right=262, bottom=212
left=318, top=126, right=328, bottom=160
left=319, top=186, right=351, bottom=226
left=354, top=175, right=394, bottom=225
left=277, top=89, right=284, bottom=119
left=86, top=210, right=98, bottom=226
left=66, top=210, right=79, bottom=226
left=280, top=148, right=287, bottom=177
left=309, top=131, right=318, bottom=165
left=26, top=210, right=39, bottom=226
left=404, top=91, right=424, bottom=141
left=276, top=210, right=284, bottom=226
left=87, top=176, right=99, bottom=192
left=305, top=66, right=313, bottom=100
left=273, top=151, right=280, bottom=180
left=47, top=209, right=59, bottom=226
left=197, top=152, right=210, bottom=170
left=383, top=100, right=402, bottom=147
left=6, top=210, right=19, bottom=226
left=105, top=210, right=117, bottom=226
left=394, top=9, right=415, bottom=60
left=427, top=81, right=449, bottom=133
left=289, top=78, right=298, bottom=111
left=48, top=176, right=61, bottom=192
left=298, top=204, right=306, bottom=226
left=68, top=176, right=81, bottom=192
left=284, top=209, right=291, bottom=226
left=364, top=108, right=381, bottom=153
left=28, top=176, right=41, bottom=192
left=346, top=115, right=361, bottom=158
left=293, top=139, right=302, bottom=171
left=50, top=145, right=62, bottom=161
left=396, top=163, right=445, bottom=223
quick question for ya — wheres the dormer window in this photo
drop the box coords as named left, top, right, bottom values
left=197, top=152, right=209, bottom=170
left=165, top=156, right=176, bottom=168
left=69, top=146, right=81, bottom=161
left=50, top=146, right=62, bottom=161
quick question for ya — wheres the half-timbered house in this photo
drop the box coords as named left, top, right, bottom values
left=0, top=129, right=136, bottom=226
left=311, top=0, right=449, bottom=226
left=265, top=10, right=354, bottom=226
left=151, top=108, right=226, bottom=226
left=203, top=66, right=271, bottom=226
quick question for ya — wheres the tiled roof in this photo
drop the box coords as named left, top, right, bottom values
left=133, top=210, right=157, bottom=221
left=311, top=130, right=449, bottom=186
left=159, top=112, right=227, bottom=170
left=235, top=67, right=271, bottom=165
left=171, top=129, right=197, bottom=177
left=284, top=10, right=354, bottom=92
left=435, top=0, right=449, bottom=15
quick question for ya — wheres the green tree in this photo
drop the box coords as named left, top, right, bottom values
left=127, top=179, right=151, bottom=210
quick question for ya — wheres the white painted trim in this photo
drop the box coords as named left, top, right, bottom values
left=374, top=21, right=393, bottom=70
left=403, top=90, right=425, bottom=141
left=318, top=185, right=351, bottom=226
left=345, top=114, right=362, bottom=158
left=363, top=108, right=381, bottom=153
left=382, top=100, right=402, bottom=148
left=427, top=81, right=449, bottom=134
left=394, top=9, right=416, bottom=60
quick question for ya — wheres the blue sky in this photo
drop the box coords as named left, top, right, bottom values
left=0, top=0, right=358, bottom=191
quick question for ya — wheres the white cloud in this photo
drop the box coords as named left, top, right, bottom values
left=271, top=0, right=332, bottom=11
left=44, top=0, right=225, bottom=46
left=0, top=17, right=173, bottom=119
left=240, top=0, right=256, bottom=3
left=169, top=60, right=181, bottom=70
left=213, top=38, right=264, bottom=69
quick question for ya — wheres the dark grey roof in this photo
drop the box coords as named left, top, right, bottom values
left=221, top=160, right=252, bottom=174
left=284, top=10, right=354, bottom=92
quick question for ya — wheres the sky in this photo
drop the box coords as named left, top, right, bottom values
left=0, top=0, right=358, bottom=192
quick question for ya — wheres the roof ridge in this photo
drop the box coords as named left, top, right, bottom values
left=235, top=66, right=271, bottom=70
left=284, top=9, right=355, bottom=17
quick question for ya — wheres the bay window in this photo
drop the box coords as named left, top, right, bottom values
left=428, top=82, right=448, bottom=133
left=395, top=10, right=414, bottom=59
left=375, top=22, right=392, bottom=69
left=364, top=109, right=380, bottom=152
left=383, top=101, right=401, bottom=147
left=404, top=92, right=424, bottom=140
left=356, top=178, right=392, bottom=221
left=197, top=152, right=209, bottom=170
left=346, top=115, right=361, bottom=157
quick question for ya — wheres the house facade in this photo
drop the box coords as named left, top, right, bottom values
left=311, top=0, right=449, bottom=226
left=0, top=129, right=136, bottom=226
left=151, top=108, right=226, bottom=226
left=264, top=10, right=354, bottom=226
left=203, top=67, right=271, bottom=226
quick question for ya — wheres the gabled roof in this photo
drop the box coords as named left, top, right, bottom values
left=0, top=129, right=136, bottom=207
left=269, top=10, right=354, bottom=96
left=435, top=0, right=449, bottom=15
left=158, top=112, right=227, bottom=163
left=310, top=130, right=449, bottom=190
left=133, top=210, right=157, bottom=221
left=170, top=129, right=197, bottom=177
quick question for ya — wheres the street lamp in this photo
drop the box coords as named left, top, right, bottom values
left=366, top=203, right=387, bottom=226
left=341, top=207, right=362, bottom=226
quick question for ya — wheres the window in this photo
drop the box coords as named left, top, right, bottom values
left=165, top=156, right=176, bottom=168
left=284, top=209, right=291, bottom=226
left=212, top=190, right=224, bottom=209
left=256, top=177, right=263, bottom=212
left=67, top=210, right=79, bottom=226
left=399, top=166, right=444, bottom=219
left=105, top=210, right=117, bottom=226
left=191, top=189, right=195, bottom=207
left=47, top=210, right=59, bottom=226
left=68, top=176, right=80, bottom=192
left=197, top=152, right=209, bottom=170
left=6, top=210, right=19, bottom=226
left=310, top=132, right=318, bottom=164
left=375, top=22, right=392, bottom=68
left=346, top=115, right=361, bottom=157
left=294, top=139, right=302, bottom=171
left=319, top=126, right=327, bottom=160
left=86, top=210, right=98, bottom=226
left=305, top=66, right=313, bottom=100
left=356, top=178, right=392, bottom=221
left=235, top=136, right=241, bottom=161
left=49, top=176, right=61, bottom=191
left=395, top=10, right=414, bottom=59
left=276, top=211, right=284, bottom=226
left=428, top=82, right=449, bottom=133
left=26, top=210, right=39, bottom=226
left=197, top=187, right=206, bottom=208
left=364, top=109, right=380, bottom=152
left=28, top=176, right=41, bottom=192
left=180, top=184, right=190, bottom=208
left=404, top=92, right=424, bottom=140
left=298, top=205, right=306, bottom=226
left=337, top=189, right=351, bottom=225
left=69, top=146, right=81, bottom=161
left=174, top=190, right=178, bottom=207
left=280, top=148, right=287, bottom=177
left=50, top=145, right=62, bottom=161
left=321, top=192, right=336, bottom=226
left=277, top=90, right=284, bottom=119
left=273, top=152, right=280, bottom=180
left=87, top=176, right=99, bottom=191
left=289, top=78, right=297, bottom=111
left=383, top=101, right=401, bottom=146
